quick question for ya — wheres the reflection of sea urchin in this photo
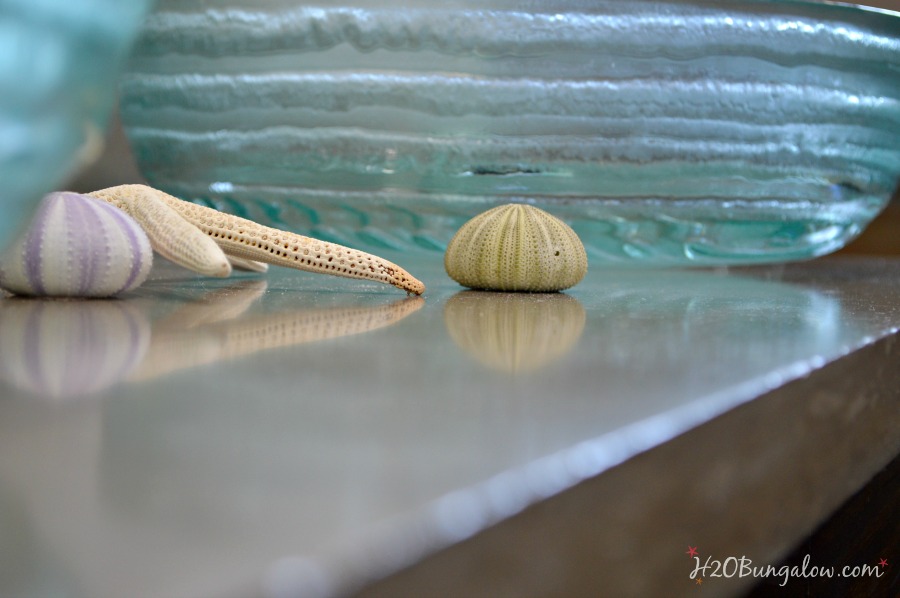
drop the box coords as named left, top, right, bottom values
left=444, top=204, right=587, bottom=292
left=444, top=292, right=586, bottom=372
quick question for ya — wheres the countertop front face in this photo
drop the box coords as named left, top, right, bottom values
left=0, top=254, right=898, bottom=597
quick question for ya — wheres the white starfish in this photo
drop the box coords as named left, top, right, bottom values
left=88, top=184, right=425, bottom=295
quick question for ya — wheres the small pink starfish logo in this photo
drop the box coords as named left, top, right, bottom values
left=878, top=558, right=888, bottom=568
left=686, top=546, right=699, bottom=558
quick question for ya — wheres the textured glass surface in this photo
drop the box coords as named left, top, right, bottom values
left=121, top=0, right=900, bottom=264
left=0, top=0, right=153, bottom=247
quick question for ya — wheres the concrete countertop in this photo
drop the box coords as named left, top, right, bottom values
left=0, top=253, right=897, bottom=597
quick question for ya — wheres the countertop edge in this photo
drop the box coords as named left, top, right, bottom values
left=350, top=331, right=900, bottom=598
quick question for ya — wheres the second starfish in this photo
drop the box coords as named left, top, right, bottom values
left=88, top=185, right=425, bottom=295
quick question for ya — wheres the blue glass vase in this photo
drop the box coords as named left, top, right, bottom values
left=121, top=0, right=900, bottom=264
left=0, top=0, right=154, bottom=248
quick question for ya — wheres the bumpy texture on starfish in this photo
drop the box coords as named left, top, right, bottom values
left=88, top=185, right=425, bottom=295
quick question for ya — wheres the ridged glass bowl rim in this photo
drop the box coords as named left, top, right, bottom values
left=798, top=0, right=898, bottom=18
left=677, top=0, right=898, bottom=20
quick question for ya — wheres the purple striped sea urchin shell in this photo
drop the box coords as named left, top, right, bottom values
left=0, top=192, right=153, bottom=297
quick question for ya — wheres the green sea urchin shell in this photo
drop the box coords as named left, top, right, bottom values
left=444, top=204, right=588, bottom=292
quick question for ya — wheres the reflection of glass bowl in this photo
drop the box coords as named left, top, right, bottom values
left=120, top=0, right=900, bottom=265
left=0, top=0, right=152, bottom=247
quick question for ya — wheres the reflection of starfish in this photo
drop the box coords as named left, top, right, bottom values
left=878, top=558, right=888, bottom=568
left=0, top=278, right=424, bottom=398
left=128, top=285, right=424, bottom=381
left=686, top=546, right=699, bottom=558
left=696, top=578, right=703, bottom=585
left=88, top=184, right=425, bottom=295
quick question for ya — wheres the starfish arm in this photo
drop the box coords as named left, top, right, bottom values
left=213, top=221, right=426, bottom=294
left=227, top=256, right=269, bottom=273
left=89, top=185, right=232, bottom=278
left=94, top=185, right=425, bottom=294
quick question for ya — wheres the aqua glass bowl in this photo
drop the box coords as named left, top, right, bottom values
left=121, top=0, right=900, bottom=264
left=0, top=0, right=154, bottom=248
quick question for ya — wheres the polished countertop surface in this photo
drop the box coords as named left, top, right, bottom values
left=1, top=253, right=898, bottom=597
